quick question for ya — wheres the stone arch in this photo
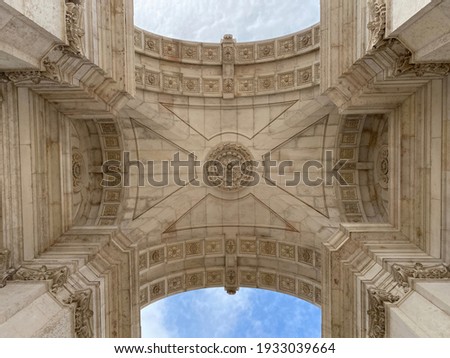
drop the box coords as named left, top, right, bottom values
left=335, top=113, right=391, bottom=223
left=138, top=235, right=322, bottom=310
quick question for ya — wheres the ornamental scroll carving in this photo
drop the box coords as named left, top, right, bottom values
left=367, top=0, right=386, bottom=52
left=65, top=1, right=85, bottom=57
left=392, top=262, right=450, bottom=292
left=15, top=265, right=69, bottom=294
left=393, top=51, right=450, bottom=77
left=367, top=288, right=399, bottom=338
left=64, top=289, right=94, bottom=338
left=0, top=58, right=61, bottom=85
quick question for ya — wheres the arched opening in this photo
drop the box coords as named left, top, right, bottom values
left=134, top=0, right=320, bottom=42
left=141, top=288, right=321, bottom=338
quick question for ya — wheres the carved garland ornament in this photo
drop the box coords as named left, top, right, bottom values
left=205, top=143, right=254, bottom=191
left=367, top=288, right=399, bottom=338
left=64, top=289, right=94, bottom=338
left=392, top=262, right=450, bottom=292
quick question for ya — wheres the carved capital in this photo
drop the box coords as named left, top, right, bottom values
left=392, top=262, right=450, bottom=291
left=64, top=289, right=94, bottom=338
left=1, top=58, right=62, bottom=85
left=367, top=288, right=399, bottom=338
left=393, top=51, right=450, bottom=77
left=15, top=265, right=69, bottom=294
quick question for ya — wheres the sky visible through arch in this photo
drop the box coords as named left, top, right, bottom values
left=135, top=0, right=321, bottom=338
left=141, top=288, right=321, bottom=338
left=134, top=0, right=320, bottom=43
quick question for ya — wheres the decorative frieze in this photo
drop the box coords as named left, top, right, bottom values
left=367, top=288, right=399, bottom=338
left=64, top=289, right=94, bottom=338
left=392, top=262, right=450, bottom=291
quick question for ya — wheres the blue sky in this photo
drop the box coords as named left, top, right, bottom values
left=135, top=0, right=322, bottom=338
left=141, top=288, right=321, bottom=338
left=134, top=0, right=320, bottom=42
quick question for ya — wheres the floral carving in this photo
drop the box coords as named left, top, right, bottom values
left=222, top=46, right=235, bottom=63
left=392, top=262, right=450, bottom=291
left=15, top=265, right=69, bottom=293
left=225, top=239, right=236, bottom=254
left=65, top=1, right=85, bottom=57
left=393, top=51, right=450, bottom=77
left=223, top=78, right=234, bottom=93
left=205, top=143, right=254, bottom=191
left=367, top=288, right=399, bottom=338
left=3, top=58, right=62, bottom=85
left=64, top=289, right=94, bottom=338
left=367, top=0, right=386, bottom=51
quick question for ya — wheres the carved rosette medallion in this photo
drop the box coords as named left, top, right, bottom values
left=204, top=143, right=254, bottom=191
left=375, top=145, right=389, bottom=189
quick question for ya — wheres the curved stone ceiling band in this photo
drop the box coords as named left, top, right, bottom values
left=204, top=143, right=254, bottom=191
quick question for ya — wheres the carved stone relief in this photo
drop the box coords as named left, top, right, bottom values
left=64, top=289, right=94, bottom=338
left=367, top=288, right=399, bottom=338
left=367, top=0, right=386, bottom=51
left=204, top=143, right=254, bottom=191
left=15, top=266, right=69, bottom=293
left=392, top=263, right=450, bottom=291
left=65, top=1, right=85, bottom=57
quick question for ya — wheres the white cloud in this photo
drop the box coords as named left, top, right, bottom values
left=134, top=0, right=320, bottom=42
left=141, top=288, right=321, bottom=338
